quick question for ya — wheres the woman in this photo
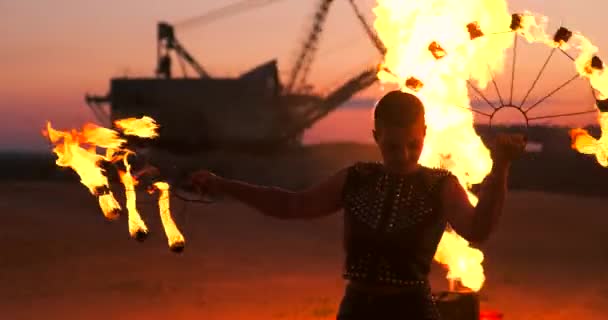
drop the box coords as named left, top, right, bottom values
left=190, top=90, right=526, bottom=319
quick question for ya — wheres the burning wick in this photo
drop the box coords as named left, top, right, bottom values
left=149, top=182, right=185, bottom=253
left=591, top=56, right=604, bottom=70
left=428, top=41, right=447, bottom=59
left=466, top=22, right=484, bottom=40
left=553, top=27, right=573, bottom=46
left=405, top=77, right=424, bottom=91
left=94, top=186, right=122, bottom=220
left=510, top=13, right=523, bottom=31
left=596, top=99, right=608, bottom=113
left=585, top=56, right=608, bottom=112
left=584, top=56, right=604, bottom=75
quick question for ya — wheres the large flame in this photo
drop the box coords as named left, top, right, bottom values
left=43, top=117, right=185, bottom=251
left=372, top=0, right=517, bottom=291
left=373, top=0, right=513, bottom=200
left=372, top=0, right=608, bottom=291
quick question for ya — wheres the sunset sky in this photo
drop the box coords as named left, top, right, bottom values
left=3, top=0, right=608, bottom=151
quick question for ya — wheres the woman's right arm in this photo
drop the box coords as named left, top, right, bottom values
left=191, top=168, right=349, bottom=220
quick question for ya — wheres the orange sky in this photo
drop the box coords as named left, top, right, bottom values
left=3, top=0, right=608, bottom=151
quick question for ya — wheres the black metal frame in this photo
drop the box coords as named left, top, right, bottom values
left=467, top=31, right=597, bottom=129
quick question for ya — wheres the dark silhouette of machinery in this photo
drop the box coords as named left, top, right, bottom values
left=86, top=0, right=386, bottom=153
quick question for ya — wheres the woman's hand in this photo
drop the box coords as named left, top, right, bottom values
left=490, top=133, right=527, bottom=168
left=133, top=164, right=160, bottom=179
left=189, top=169, right=223, bottom=196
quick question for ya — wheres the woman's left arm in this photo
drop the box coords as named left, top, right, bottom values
left=440, top=133, right=525, bottom=243
left=440, top=164, right=509, bottom=243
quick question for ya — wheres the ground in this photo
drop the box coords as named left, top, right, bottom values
left=1, top=179, right=607, bottom=320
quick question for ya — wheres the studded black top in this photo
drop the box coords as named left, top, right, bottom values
left=341, top=161, right=453, bottom=286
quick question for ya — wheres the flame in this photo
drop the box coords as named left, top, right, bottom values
left=570, top=113, right=608, bottom=167
left=372, top=0, right=517, bottom=291
left=514, top=12, right=608, bottom=165
left=514, top=12, right=602, bottom=83
left=434, top=229, right=485, bottom=291
left=150, top=182, right=185, bottom=252
left=372, top=0, right=608, bottom=290
left=43, top=116, right=184, bottom=251
left=81, top=123, right=126, bottom=150
left=115, top=116, right=159, bottom=138
left=43, top=122, right=122, bottom=220
left=118, top=155, right=149, bottom=239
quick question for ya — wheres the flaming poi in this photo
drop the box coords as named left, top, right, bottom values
left=42, top=116, right=186, bottom=252
left=508, top=12, right=608, bottom=167
left=372, top=0, right=608, bottom=291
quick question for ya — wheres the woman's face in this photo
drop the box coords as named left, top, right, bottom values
left=373, top=118, right=426, bottom=172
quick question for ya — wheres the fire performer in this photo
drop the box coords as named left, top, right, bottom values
left=190, top=90, right=526, bottom=319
